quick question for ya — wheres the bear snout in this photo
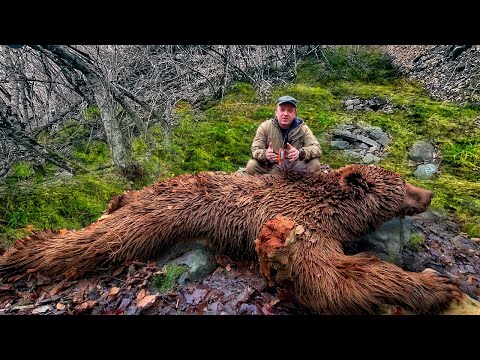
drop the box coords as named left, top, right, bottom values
left=403, top=183, right=434, bottom=215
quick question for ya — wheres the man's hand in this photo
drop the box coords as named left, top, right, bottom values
left=265, top=142, right=277, bottom=162
left=286, top=143, right=300, bottom=162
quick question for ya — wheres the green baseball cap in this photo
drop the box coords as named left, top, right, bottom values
left=277, top=95, right=297, bottom=107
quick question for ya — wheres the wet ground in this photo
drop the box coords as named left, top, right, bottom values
left=0, top=210, right=479, bottom=315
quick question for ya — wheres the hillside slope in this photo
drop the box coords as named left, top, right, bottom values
left=381, top=45, right=480, bottom=104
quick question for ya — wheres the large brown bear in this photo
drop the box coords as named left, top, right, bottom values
left=0, top=164, right=461, bottom=314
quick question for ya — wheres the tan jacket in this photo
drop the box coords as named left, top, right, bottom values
left=251, top=118, right=322, bottom=161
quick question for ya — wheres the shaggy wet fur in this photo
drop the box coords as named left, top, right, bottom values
left=0, top=164, right=462, bottom=314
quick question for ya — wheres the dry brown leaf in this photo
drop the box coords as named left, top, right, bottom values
left=56, top=303, right=66, bottom=311
left=76, top=300, right=96, bottom=313
left=32, top=305, right=51, bottom=314
left=136, top=288, right=146, bottom=301
left=225, top=264, right=231, bottom=272
left=49, top=278, right=69, bottom=297
left=112, top=266, right=125, bottom=277
left=137, top=294, right=156, bottom=308
left=24, top=224, right=35, bottom=233
left=59, top=229, right=68, bottom=235
left=109, top=287, right=121, bottom=297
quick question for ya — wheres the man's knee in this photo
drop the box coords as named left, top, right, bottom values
left=305, top=158, right=322, bottom=173
left=246, top=159, right=260, bottom=175
left=246, top=159, right=271, bottom=175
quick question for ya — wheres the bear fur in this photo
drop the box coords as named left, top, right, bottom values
left=0, top=164, right=462, bottom=314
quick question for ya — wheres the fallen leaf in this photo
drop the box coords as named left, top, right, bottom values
left=118, top=297, right=132, bottom=310
left=183, top=288, right=208, bottom=305
left=137, top=294, right=156, bottom=308
left=136, top=288, right=146, bottom=301
left=59, top=229, right=68, bottom=235
left=75, top=300, right=96, bottom=314
left=215, top=254, right=232, bottom=267
left=109, top=287, right=121, bottom=297
left=104, top=309, right=124, bottom=315
left=112, top=266, right=125, bottom=277
left=49, top=278, right=69, bottom=297
left=32, top=305, right=51, bottom=314
left=235, top=286, right=252, bottom=303
left=225, top=264, right=231, bottom=272
left=56, top=303, right=66, bottom=311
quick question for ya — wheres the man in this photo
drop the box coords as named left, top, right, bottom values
left=246, top=95, right=322, bottom=175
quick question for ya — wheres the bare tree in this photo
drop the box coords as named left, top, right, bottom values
left=0, top=96, right=82, bottom=176
left=0, top=45, right=318, bottom=182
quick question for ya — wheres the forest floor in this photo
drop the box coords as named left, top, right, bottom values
left=0, top=210, right=479, bottom=315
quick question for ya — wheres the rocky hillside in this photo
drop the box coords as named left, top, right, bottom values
left=381, top=45, right=480, bottom=104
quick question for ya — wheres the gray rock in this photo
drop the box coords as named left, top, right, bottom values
left=376, top=133, right=391, bottom=147
left=331, top=140, right=350, bottom=150
left=356, top=134, right=380, bottom=148
left=409, top=141, right=435, bottom=162
left=362, top=153, right=375, bottom=164
left=368, top=126, right=384, bottom=139
left=413, top=163, right=438, bottom=179
left=344, top=150, right=364, bottom=159
left=157, top=240, right=217, bottom=285
left=355, top=217, right=413, bottom=265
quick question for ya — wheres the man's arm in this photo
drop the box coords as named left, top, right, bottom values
left=251, top=124, right=269, bottom=161
left=300, top=125, right=322, bottom=160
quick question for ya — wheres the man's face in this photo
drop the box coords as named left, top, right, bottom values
left=275, top=103, right=296, bottom=129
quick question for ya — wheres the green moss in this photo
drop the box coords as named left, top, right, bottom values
left=152, top=264, right=188, bottom=293
left=224, top=82, right=257, bottom=102
left=83, top=106, right=101, bottom=121
left=0, top=172, right=127, bottom=246
left=9, top=162, right=35, bottom=180
left=407, top=234, right=424, bottom=251
left=72, top=141, right=111, bottom=168
left=50, top=119, right=89, bottom=146
left=441, top=138, right=480, bottom=181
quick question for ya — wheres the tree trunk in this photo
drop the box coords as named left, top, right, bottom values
left=30, top=45, right=138, bottom=179
left=94, top=86, right=133, bottom=176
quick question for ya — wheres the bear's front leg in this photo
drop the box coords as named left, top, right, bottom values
left=291, top=243, right=463, bottom=314
left=255, top=217, right=463, bottom=315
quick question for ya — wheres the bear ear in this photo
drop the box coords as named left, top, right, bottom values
left=339, top=166, right=374, bottom=193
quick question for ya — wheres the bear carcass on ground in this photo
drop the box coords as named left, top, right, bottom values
left=0, top=164, right=462, bottom=314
